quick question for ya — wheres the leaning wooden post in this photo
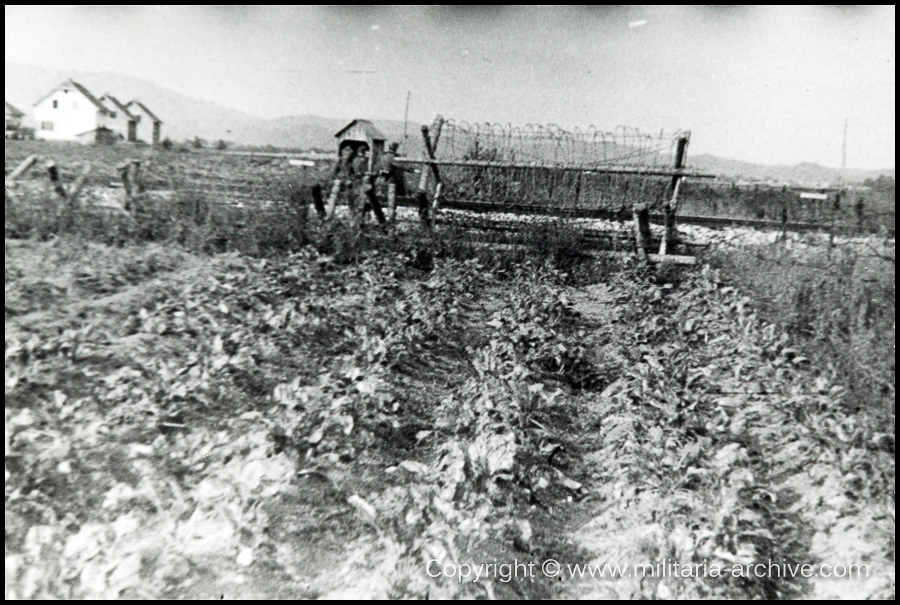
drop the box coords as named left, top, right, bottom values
left=7, top=155, right=38, bottom=182
left=417, top=125, right=436, bottom=227
left=5, top=155, right=38, bottom=203
left=67, top=163, right=92, bottom=205
left=46, top=161, right=68, bottom=199
left=325, top=179, right=342, bottom=218
left=427, top=117, right=445, bottom=212
left=659, top=134, right=689, bottom=256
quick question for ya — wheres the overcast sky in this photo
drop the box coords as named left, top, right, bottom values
left=5, top=5, right=895, bottom=169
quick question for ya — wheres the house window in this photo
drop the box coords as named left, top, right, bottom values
left=52, top=100, right=58, bottom=109
left=110, top=111, right=117, bottom=118
left=41, top=121, right=54, bottom=131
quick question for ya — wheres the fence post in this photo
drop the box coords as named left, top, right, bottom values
left=420, top=116, right=445, bottom=215
left=46, top=161, right=68, bottom=199
left=310, top=183, right=327, bottom=219
left=325, top=179, right=342, bottom=218
left=418, top=120, right=444, bottom=226
left=7, top=155, right=38, bottom=182
left=387, top=182, right=397, bottom=222
left=659, top=134, right=689, bottom=256
left=68, top=163, right=92, bottom=205
left=129, top=160, right=144, bottom=194
left=827, top=190, right=841, bottom=257
left=632, top=207, right=649, bottom=263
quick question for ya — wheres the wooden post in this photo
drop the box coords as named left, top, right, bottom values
left=117, top=161, right=134, bottom=210
left=417, top=117, right=444, bottom=219
left=780, top=197, right=788, bottom=242
left=68, top=163, right=92, bottom=204
left=827, top=191, right=841, bottom=257
left=325, top=179, right=342, bottom=218
left=417, top=127, right=431, bottom=193
left=416, top=190, right=431, bottom=228
left=632, top=207, right=649, bottom=263
left=46, top=161, right=68, bottom=199
left=573, top=171, right=583, bottom=207
left=310, top=183, right=327, bottom=219
left=129, top=160, right=144, bottom=194
left=659, top=135, right=689, bottom=256
left=7, top=155, right=38, bottom=182
left=387, top=182, right=397, bottom=222
left=5, top=155, right=38, bottom=203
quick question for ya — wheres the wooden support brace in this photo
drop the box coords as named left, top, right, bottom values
left=325, top=179, right=342, bottom=218
left=659, top=135, right=689, bottom=256
left=8, top=155, right=38, bottom=183
left=68, top=163, right=92, bottom=204
left=417, top=117, right=444, bottom=218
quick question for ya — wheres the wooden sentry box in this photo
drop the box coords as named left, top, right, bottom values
left=334, top=119, right=386, bottom=173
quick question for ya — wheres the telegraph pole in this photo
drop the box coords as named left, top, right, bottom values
left=841, top=118, right=848, bottom=171
left=403, top=90, right=411, bottom=141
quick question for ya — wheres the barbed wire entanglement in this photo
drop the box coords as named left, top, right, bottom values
left=408, top=120, right=697, bottom=214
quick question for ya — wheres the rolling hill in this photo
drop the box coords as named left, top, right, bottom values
left=4, top=61, right=416, bottom=150
left=5, top=62, right=893, bottom=185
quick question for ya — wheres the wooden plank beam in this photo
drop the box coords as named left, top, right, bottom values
left=395, top=157, right=716, bottom=179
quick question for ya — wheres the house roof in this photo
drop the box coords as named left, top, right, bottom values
left=126, top=101, right=162, bottom=123
left=5, top=101, right=24, bottom=117
left=335, top=119, right=386, bottom=141
left=33, top=80, right=112, bottom=115
left=35, top=78, right=110, bottom=114
left=100, top=94, right=136, bottom=120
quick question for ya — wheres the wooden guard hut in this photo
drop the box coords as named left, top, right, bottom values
left=334, top=119, right=385, bottom=173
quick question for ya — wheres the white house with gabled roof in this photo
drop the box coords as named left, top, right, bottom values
left=126, top=101, right=163, bottom=145
left=33, top=79, right=116, bottom=143
left=6, top=101, right=25, bottom=134
left=99, top=93, right=138, bottom=142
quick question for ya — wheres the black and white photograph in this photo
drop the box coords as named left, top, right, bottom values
left=4, top=5, right=894, bottom=599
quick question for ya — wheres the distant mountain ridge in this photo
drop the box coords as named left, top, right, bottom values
left=6, top=62, right=893, bottom=185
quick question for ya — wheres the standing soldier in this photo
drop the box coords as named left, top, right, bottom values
left=326, top=146, right=357, bottom=217
left=378, top=141, right=412, bottom=221
left=351, top=147, right=370, bottom=217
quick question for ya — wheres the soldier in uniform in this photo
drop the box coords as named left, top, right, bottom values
left=380, top=142, right=412, bottom=195
left=377, top=141, right=413, bottom=221
left=350, top=147, right=370, bottom=216
left=326, top=146, right=358, bottom=215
